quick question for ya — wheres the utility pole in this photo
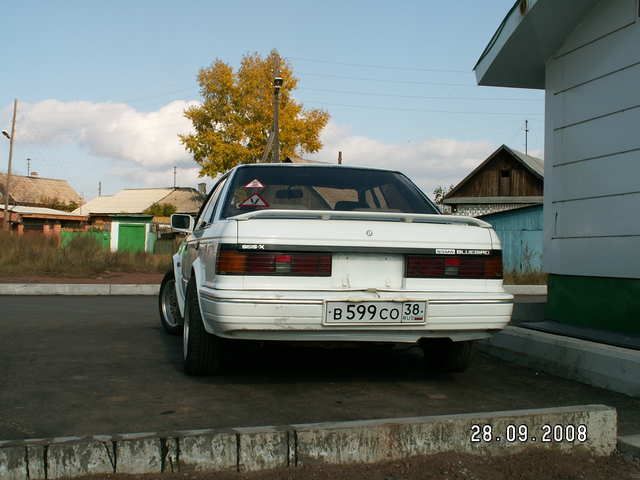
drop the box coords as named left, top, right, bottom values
left=27, top=157, right=31, bottom=176
left=173, top=166, right=177, bottom=188
left=98, top=181, right=102, bottom=197
left=524, top=119, right=529, bottom=155
left=3, top=99, right=18, bottom=231
left=272, top=52, right=283, bottom=163
left=338, top=151, right=342, bottom=165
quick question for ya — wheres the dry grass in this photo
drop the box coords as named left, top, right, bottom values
left=503, top=270, right=548, bottom=285
left=0, top=231, right=172, bottom=277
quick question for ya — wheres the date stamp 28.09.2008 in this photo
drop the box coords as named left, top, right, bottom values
left=470, top=423, right=588, bottom=444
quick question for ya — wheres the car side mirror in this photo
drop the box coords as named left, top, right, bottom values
left=170, top=214, right=194, bottom=233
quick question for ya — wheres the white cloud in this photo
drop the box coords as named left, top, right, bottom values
left=110, top=165, right=209, bottom=190
left=309, top=121, right=496, bottom=196
left=6, top=100, right=507, bottom=197
left=15, top=99, right=197, bottom=168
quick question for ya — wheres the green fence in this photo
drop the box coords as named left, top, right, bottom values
left=60, top=230, right=111, bottom=249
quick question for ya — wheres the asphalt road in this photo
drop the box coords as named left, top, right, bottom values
left=1, top=296, right=638, bottom=440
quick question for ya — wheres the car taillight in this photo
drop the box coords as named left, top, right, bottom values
left=216, top=249, right=332, bottom=276
left=405, top=253, right=502, bottom=279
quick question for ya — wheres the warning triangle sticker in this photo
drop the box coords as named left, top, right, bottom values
left=239, top=193, right=269, bottom=208
left=243, top=179, right=265, bottom=189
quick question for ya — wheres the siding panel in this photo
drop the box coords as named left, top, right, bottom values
left=546, top=236, right=640, bottom=278
left=553, top=192, right=640, bottom=237
left=552, top=106, right=640, bottom=165
left=554, top=62, right=640, bottom=128
left=548, top=21, right=640, bottom=93
left=555, top=0, right=636, bottom=57
left=552, top=150, right=640, bottom=201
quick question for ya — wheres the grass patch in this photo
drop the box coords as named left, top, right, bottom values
left=0, top=231, right=172, bottom=277
left=504, top=270, right=548, bottom=285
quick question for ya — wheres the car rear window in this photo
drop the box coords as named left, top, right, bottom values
left=221, top=165, right=438, bottom=218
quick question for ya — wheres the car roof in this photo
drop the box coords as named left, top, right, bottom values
left=234, top=162, right=403, bottom=176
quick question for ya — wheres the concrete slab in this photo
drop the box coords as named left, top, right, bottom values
left=235, top=427, right=289, bottom=472
left=0, top=405, right=620, bottom=479
left=178, top=431, right=237, bottom=472
left=0, top=284, right=110, bottom=295
left=115, top=437, right=162, bottom=474
left=109, top=284, right=160, bottom=295
left=162, top=438, right=179, bottom=473
left=293, top=405, right=617, bottom=466
left=26, top=445, right=46, bottom=480
left=480, top=326, right=640, bottom=397
left=47, top=439, right=114, bottom=479
left=0, top=284, right=159, bottom=295
left=504, top=285, right=547, bottom=296
left=618, top=434, right=640, bottom=459
left=0, top=446, right=26, bottom=480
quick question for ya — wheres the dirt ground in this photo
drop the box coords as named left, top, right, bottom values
left=75, top=451, right=640, bottom=480
left=0, top=272, right=163, bottom=284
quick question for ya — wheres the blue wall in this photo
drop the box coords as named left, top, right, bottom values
left=479, top=205, right=543, bottom=273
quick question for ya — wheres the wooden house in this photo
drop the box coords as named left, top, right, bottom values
left=442, top=144, right=543, bottom=217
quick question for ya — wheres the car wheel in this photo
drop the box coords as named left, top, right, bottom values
left=183, top=276, right=224, bottom=376
left=420, top=339, right=474, bottom=373
left=159, top=270, right=183, bottom=335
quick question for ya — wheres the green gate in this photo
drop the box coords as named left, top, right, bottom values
left=118, top=224, right=146, bottom=253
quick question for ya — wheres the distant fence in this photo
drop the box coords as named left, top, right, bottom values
left=479, top=205, right=543, bottom=273
left=60, top=230, right=111, bottom=249
left=153, top=237, right=180, bottom=255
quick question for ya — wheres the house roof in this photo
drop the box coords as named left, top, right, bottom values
left=477, top=203, right=543, bottom=219
left=0, top=173, right=82, bottom=206
left=159, top=188, right=205, bottom=214
left=73, top=187, right=203, bottom=215
left=444, top=144, right=543, bottom=201
left=510, top=147, right=544, bottom=177
left=0, top=204, right=87, bottom=221
left=474, top=0, right=599, bottom=88
left=443, top=196, right=542, bottom=205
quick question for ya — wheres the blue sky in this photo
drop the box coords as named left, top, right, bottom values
left=0, top=0, right=543, bottom=201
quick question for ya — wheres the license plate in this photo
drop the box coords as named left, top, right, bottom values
left=325, top=301, right=426, bottom=324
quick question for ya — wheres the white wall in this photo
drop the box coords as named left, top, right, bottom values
left=544, top=0, right=640, bottom=279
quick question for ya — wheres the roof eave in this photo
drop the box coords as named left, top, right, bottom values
left=474, top=0, right=599, bottom=89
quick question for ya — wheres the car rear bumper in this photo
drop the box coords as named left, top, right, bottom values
left=198, top=287, right=513, bottom=343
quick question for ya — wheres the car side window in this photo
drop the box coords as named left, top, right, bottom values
left=208, top=178, right=228, bottom=222
left=195, top=177, right=227, bottom=230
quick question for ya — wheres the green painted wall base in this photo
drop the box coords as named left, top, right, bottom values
left=547, top=274, right=640, bottom=334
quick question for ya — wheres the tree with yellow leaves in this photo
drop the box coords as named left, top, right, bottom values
left=180, top=50, right=330, bottom=176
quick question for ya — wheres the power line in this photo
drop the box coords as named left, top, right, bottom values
left=298, top=71, right=475, bottom=87
left=302, top=99, right=544, bottom=116
left=297, top=87, right=542, bottom=102
left=286, top=56, right=470, bottom=73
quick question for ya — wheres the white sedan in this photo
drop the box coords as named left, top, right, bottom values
left=159, top=163, right=513, bottom=375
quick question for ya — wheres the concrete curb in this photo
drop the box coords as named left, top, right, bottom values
left=479, top=326, right=640, bottom=397
left=504, top=285, right=547, bottom=295
left=0, top=284, right=544, bottom=296
left=0, top=284, right=160, bottom=296
left=618, top=434, right=640, bottom=459
left=0, top=405, right=617, bottom=479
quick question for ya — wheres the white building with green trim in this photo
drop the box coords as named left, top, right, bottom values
left=475, top=0, right=640, bottom=335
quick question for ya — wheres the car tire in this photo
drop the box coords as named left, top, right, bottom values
left=421, top=339, right=474, bottom=373
left=183, top=276, right=224, bottom=376
left=159, top=269, right=183, bottom=335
